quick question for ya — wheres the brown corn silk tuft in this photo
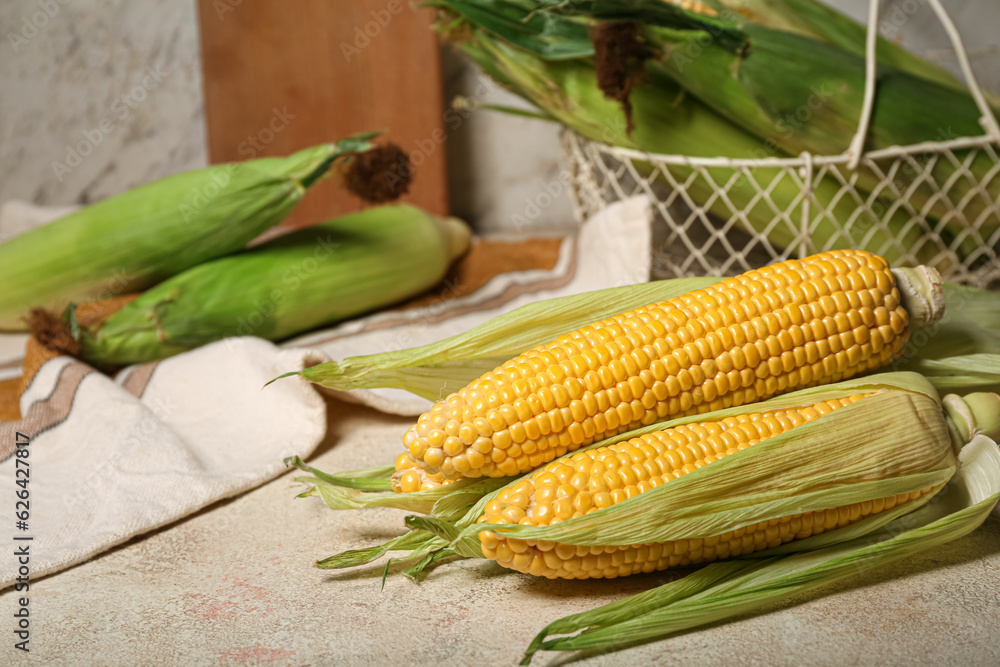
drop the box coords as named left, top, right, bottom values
left=592, top=21, right=646, bottom=133
left=0, top=294, right=142, bottom=421
left=26, top=295, right=140, bottom=360
left=26, top=308, right=79, bottom=358
left=477, top=395, right=938, bottom=579
left=394, top=250, right=912, bottom=492
left=27, top=294, right=140, bottom=356
left=343, top=143, right=412, bottom=204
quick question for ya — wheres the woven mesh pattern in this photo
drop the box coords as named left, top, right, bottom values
left=562, top=130, right=1000, bottom=288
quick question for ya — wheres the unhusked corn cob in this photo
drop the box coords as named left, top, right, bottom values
left=394, top=250, right=914, bottom=492
left=477, top=395, right=937, bottom=579
left=68, top=205, right=470, bottom=365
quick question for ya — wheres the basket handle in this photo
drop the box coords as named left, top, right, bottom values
left=844, top=0, right=1000, bottom=170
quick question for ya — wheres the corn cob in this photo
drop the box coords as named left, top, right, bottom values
left=288, top=356, right=998, bottom=659
left=477, top=394, right=940, bottom=578
left=66, top=205, right=470, bottom=365
left=515, top=389, right=998, bottom=660
left=0, top=134, right=381, bottom=331
left=434, top=1, right=996, bottom=270
left=393, top=250, right=943, bottom=491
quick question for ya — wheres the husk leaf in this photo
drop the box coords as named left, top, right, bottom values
left=302, top=476, right=507, bottom=515
left=724, top=0, right=1000, bottom=104
left=285, top=456, right=394, bottom=492
left=316, top=531, right=446, bottom=570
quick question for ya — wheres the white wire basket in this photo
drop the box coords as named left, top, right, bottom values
left=560, top=0, right=1000, bottom=288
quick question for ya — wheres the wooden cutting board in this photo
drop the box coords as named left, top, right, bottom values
left=197, top=0, right=448, bottom=227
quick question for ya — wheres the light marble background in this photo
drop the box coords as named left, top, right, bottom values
left=0, top=0, right=997, bottom=235
left=0, top=1, right=206, bottom=209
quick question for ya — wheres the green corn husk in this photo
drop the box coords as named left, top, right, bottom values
left=430, top=1, right=949, bottom=270
left=290, top=373, right=1000, bottom=661
left=0, top=133, right=380, bottom=331
left=559, top=1, right=999, bottom=246
left=288, top=269, right=1000, bottom=401
left=70, top=205, right=470, bottom=365
left=724, top=0, right=1000, bottom=107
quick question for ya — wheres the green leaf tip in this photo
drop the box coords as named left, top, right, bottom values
left=65, top=302, right=80, bottom=341
left=263, top=370, right=302, bottom=389
left=381, top=558, right=392, bottom=591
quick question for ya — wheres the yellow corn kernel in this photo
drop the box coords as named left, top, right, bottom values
left=393, top=453, right=452, bottom=492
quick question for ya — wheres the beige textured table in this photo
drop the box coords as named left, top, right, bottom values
left=5, top=396, right=1000, bottom=666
